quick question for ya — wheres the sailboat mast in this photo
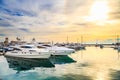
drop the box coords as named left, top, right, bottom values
left=81, top=36, right=83, bottom=45
left=117, top=35, right=119, bottom=43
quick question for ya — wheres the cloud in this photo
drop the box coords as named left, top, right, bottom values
left=65, top=0, right=89, bottom=14
left=0, top=18, right=2, bottom=20
left=109, top=0, right=120, bottom=20
left=0, top=20, right=13, bottom=27
left=0, top=34, right=6, bottom=36
left=0, top=0, right=36, bottom=16
left=0, top=0, right=120, bottom=42
left=110, top=12, right=120, bottom=19
left=0, top=0, right=66, bottom=28
left=18, top=28, right=30, bottom=32
left=73, top=23, right=88, bottom=26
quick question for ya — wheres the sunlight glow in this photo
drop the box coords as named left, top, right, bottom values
left=86, top=1, right=109, bottom=22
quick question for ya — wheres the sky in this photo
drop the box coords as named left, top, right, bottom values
left=0, top=0, right=120, bottom=42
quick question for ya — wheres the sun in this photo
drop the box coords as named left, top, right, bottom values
left=86, top=0, right=109, bottom=22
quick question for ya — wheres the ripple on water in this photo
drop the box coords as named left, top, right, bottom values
left=110, top=69, right=120, bottom=80
left=44, top=74, right=92, bottom=80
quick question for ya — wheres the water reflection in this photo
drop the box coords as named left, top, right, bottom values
left=1, top=47, right=120, bottom=80
left=76, top=51, right=91, bottom=68
left=117, top=50, right=120, bottom=60
left=50, top=55, right=76, bottom=64
left=118, top=49, right=120, bottom=53
left=4, top=55, right=76, bottom=72
left=44, top=74, right=92, bottom=80
left=5, top=56, right=55, bottom=72
left=110, top=69, right=120, bottom=80
left=114, top=49, right=120, bottom=60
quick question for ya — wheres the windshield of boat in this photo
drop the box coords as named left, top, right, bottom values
left=42, top=45, right=51, bottom=47
left=37, top=46, right=46, bottom=49
left=9, top=47, right=22, bottom=51
left=14, top=48, right=22, bottom=51
left=20, top=46, right=34, bottom=48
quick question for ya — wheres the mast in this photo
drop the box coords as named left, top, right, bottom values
left=116, top=35, right=119, bottom=46
left=117, top=35, right=119, bottom=43
left=77, top=38, right=79, bottom=44
left=81, top=36, right=83, bottom=45
left=67, top=36, right=69, bottom=44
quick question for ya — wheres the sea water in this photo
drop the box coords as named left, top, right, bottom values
left=0, top=47, right=120, bottom=80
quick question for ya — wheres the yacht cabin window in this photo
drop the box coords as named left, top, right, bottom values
left=20, top=46, right=33, bottom=48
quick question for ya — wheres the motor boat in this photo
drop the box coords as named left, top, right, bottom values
left=66, top=44, right=86, bottom=51
left=113, top=45, right=120, bottom=50
left=4, top=45, right=51, bottom=59
left=117, top=46, right=120, bottom=51
left=37, top=44, right=75, bottom=56
left=99, top=44, right=104, bottom=49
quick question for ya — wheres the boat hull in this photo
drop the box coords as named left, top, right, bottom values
left=5, top=52, right=51, bottom=59
left=50, top=51, right=74, bottom=56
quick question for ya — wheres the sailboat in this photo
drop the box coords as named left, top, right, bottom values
left=114, top=35, right=120, bottom=50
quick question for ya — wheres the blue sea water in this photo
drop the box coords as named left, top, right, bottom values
left=0, top=47, right=120, bottom=80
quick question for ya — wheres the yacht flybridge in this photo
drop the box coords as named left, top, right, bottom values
left=4, top=45, right=51, bottom=59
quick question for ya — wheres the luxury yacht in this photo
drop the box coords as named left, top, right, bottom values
left=4, top=45, right=51, bottom=59
left=37, top=44, right=75, bottom=56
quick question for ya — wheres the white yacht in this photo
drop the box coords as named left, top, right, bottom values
left=4, top=45, right=51, bottom=59
left=37, top=44, right=75, bottom=56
